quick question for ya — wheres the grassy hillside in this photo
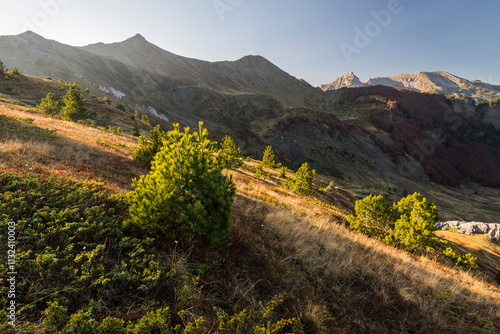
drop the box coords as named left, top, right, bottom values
left=1, top=74, right=500, bottom=333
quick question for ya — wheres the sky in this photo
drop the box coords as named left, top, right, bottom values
left=0, top=0, right=499, bottom=86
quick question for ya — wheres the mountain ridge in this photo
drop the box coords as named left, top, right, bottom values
left=0, top=32, right=316, bottom=110
left=321, top=71, right=500, bottom=102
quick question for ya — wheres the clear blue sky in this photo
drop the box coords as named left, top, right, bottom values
left=1, top=0, right=499, bottom=86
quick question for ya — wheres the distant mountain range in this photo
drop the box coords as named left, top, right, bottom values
left=320, top=71, right=500, bottom=102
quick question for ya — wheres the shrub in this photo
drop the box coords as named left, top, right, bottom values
left=141, top=114, right=151, bottom=125
left=99, top=96, right=113, bottom=104
left=0, top=60, right=5, bottom=73
left=63, top=309, right=97, bottom=334
left=255, top=164, right=264, bottom=178
left=4, top=75, right=9, bottom=81
left=133, top=125, right=167, bottom=167
left=38, top=92, right=62, bottom=114
left=96, top=317, right=127, bottom=334
left=319, top=181, right=335, bottom=193
left=282, top=163, right=316, bottom=196
left=392, top=193, right=439, bottom=252
left=278, top=166, right=287, bottom=178
left=128, top=307, right=171, bottom=334
left=221, top=135, right=243, bottom=168
left=347, top=194, right=393, bottom=238
left=116, top=102, right=126, bottom=111
left=348, top=192, right=439, bottom=253
left=10, top=66, right=20, bottom=75
left=262, top=145, right=277, bottom=168
left=42, top=301, right=69, bottom=334
left=128, top=122, right=236, bottom=248
left=70, top=82, right=81, bottom=90
left=132, top=125, right=140, bottom=137
left=442, top=247, right=478, bottom=271
left=60, top=87, right=87, bottom=121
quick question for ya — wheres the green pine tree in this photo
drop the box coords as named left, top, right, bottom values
left=10, top=66, right=20, bottom=75
left=262, top=145, right=277, bottom=168
left=60, top=87, right=87, bottom=121
left=221, top=135, right=243, bottom=168
left=0, top=60, right=5, bottom=73
left=101, top=96, right=112, bottom=104
left=392, top=192, right=438, bottom=252
left=141, top=114, right=151, bottom=125
left=132, top=125, right=140, bottom=137
left=288, top=162, right=316, bottom=195
left=278, top=166, right=287, bottom=178
left=116, top=102, right=125, bottom=111
left=38, top=92, right=62, bottom=115
left=133, top=125, right=167, bottom=167
left=347, top=192, right=439, bottom=252
left=346, top=194, right=394, bottom=238
left=254, top=164, right=264, bottom=178
left=128, top=122, right=236, bottom=248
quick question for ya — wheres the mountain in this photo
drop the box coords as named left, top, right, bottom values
left=319, top=72, right=367, bottom=90
left=321, top=71, right=500, bottom=102
left=0, top=32, right=317, bottom=123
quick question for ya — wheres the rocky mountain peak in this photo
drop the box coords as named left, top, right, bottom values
left=125, top=33, right=148, bottom=44
left=319, top=71, right=500, bottom=102
left=319, top=72, right=367, bottom=91
left=127, top=33, right=145, bottom=40
left=19, top=30, right=43, bottom=39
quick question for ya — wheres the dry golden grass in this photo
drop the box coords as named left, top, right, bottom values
left=436, top=229, right=500, bottom=279
left=219, top=161, right=500, bottom=332
left=228, top=161, right=353, bottom=221
left=227, top=193, right=500, bottom=332
left=0, top=100, right=148, bottom=192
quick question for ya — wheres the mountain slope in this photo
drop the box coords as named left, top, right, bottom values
left=0, top=32, right=316, bottom=115
left=321, top=71, right=500, bottom=102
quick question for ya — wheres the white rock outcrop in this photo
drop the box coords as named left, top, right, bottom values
left=435, top=221, right=500, bottom=241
